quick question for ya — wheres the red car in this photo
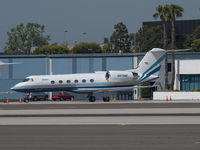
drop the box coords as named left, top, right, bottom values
left=52, top=93, right=74, bottom=101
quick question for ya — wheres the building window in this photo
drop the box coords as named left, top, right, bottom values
left=167, top=63, right=172, bottom=72
left=82, top=79, right=86, bottom=83
left=59, top=80, right=63, bottom=84
left=90, top=79, right=94, bottom=83
left=51, top=81, right=55, bottom=84
left=67, top=80, right=71, bottom=83
left=74, top=80, right=78, bottom=83
left=180, top=74, right=200, bottom=91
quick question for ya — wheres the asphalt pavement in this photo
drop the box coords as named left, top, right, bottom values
left=0, top=125, right=200, bottom=150
left=1, top=101, right=200, bottom=110
left=1, top=101, right=200, bottom=149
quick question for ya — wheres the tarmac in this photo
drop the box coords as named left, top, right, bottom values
left=0, top=125, right=200, bottom=150
left=0, top=100, right=200, bottom=149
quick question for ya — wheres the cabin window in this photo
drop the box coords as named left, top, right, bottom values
left=67, top=80, right=71, bottom=83
left=90, top=79, right=94, bottom=83
left=82, top=79, right=86, bottom=83
left=74, top=80, right=78, bottom=83
left=59, top=80, right=63, bottom=84
left=51, top=80, right=55, bottom=84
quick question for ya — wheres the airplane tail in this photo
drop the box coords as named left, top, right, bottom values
left=136, top=48, right=166, bottom=82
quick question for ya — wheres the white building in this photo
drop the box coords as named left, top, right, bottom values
left=166, top=52, right=200, bottom=91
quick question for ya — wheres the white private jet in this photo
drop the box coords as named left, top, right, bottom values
left=11, top=48, right=166, bottom=102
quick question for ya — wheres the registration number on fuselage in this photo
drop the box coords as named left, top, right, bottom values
left=117, top=74, right=128, bottom=78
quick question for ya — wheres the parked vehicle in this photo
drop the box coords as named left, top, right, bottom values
left=52, top=92, right=74, bottom=101
left=24, top=93, right=48, bottom=102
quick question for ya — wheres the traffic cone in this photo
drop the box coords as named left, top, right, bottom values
left=19, top=98, right=22, bottom=103
left=170, top=96, right=172, bottom=101
left=166, top=96, right=168, bottom=102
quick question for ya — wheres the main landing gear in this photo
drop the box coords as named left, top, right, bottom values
left=88, top=93, right=110, bottom=102
left=103, top=96, right=110, bottom=102
left=89, top=96, right=96, bottom=102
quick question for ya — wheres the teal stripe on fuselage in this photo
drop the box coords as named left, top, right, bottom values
left=13, top=81, right=138, bottom=90
left=14, top=84, right=136, bottom=93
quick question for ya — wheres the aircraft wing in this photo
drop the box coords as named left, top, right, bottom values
left=74, top=85, right=157, bottom=93
left=0, top=91, right=16, bottom=94
left=0, top=62, right=21, bottom=75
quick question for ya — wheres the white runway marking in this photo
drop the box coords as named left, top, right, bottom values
left=1, top=116, right=200, bottom=125
left=0, top=108, right=200, bottom=125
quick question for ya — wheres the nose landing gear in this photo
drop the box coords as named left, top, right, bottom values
left=88, top=94, right=96, bottom=102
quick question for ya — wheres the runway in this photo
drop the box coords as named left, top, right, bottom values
left=0, top=125, right=200, bottom=150
left=1, top=101, right=200, bottom=149
left=0, top=106, right=200, bottom=125
left=1, top=101, right=200, bottom=110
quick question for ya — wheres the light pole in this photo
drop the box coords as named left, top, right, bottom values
left=82, top=32, right=86, bottom=42
left=64, top=30, right=68, bottom=46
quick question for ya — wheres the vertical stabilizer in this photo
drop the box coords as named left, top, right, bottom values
left=136, top=48, right=166, bottom=82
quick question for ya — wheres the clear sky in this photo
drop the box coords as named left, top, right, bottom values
left=0, top=0, right=200, bottom=52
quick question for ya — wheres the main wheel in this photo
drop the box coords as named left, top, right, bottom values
left=103, top=96, right=110, bottom=102
left=89, top=96, right=96, bottom=102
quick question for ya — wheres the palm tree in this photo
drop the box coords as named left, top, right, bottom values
left=167, top=4, right=184, bottom=90
left=153, top=5, right=169, bottom=49
left=168, top=4, right=184, bottom=49
left=153, top=5, right=169, bottom=90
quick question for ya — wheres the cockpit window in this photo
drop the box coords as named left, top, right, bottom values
left=23, top=78, right=33, bottom=82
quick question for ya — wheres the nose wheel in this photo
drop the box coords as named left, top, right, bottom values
left=89, top=96, right=96, bottom=102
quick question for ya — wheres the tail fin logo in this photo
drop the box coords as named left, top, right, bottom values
left=138, top=54, right=165, bottom=81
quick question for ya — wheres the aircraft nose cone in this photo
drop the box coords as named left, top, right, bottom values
left=11, top=84, right=21, bottom=91
left=11, top=85, right=17, bottom=91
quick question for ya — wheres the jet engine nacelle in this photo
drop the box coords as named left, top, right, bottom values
left=105, top=71, right=139, bottom=82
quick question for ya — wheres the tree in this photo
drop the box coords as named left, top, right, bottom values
left=185, top=25, right=200, bottom=48
left=110, top=22, right=131, bottom=53
left=103, top=37, right=109, bottom=44
left=102, top=43, right=113, bottom=53
left=5, top=23, right=50, bottom=54
left=34, top=43, right=69, bottom=54
left=135, top=25, right=163, bottom=52
left=72, top=42, right=102, bottom=53
left=191, top=39, right=200, bottom=51
left=167, top=4, right=184, bottom=90
left=153, top=5, right=169, bottom=49
left=167, top=4, right=184, bottom=49
left=153, top=5, right=170, bottom=90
